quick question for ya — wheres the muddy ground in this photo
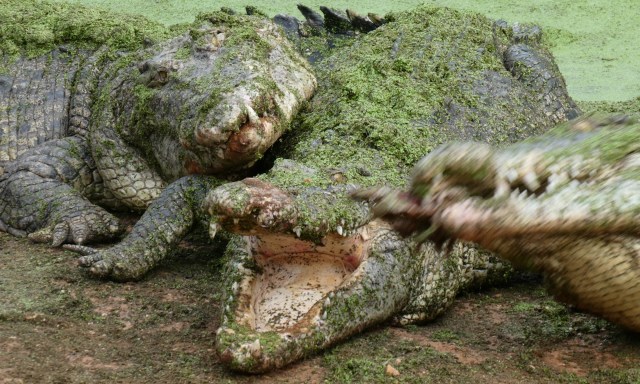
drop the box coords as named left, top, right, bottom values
left=1, top=231, right=639, bottom=384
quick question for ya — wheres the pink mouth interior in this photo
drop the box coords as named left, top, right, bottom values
left=233, top=230, right=370, bottom=333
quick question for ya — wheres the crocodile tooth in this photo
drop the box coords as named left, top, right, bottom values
left=505, top=168, right=518, bottom=183
left=209, top=222, right=219, bottom=238
left=293, top=226, right=302, bottom=238
left=325, top=297, right=331, bottom=307
left=245, top=105, right=261, bottom=125
left=249, top=339, right=261, bottom=357
left=337, top=225, right=344, bottom=236
left=233, top=218, right=239, bottom=225
left=523, top=171, right=540, bottom=191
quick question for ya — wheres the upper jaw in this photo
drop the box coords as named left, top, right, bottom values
left=358, top=113, right=640, bottom=248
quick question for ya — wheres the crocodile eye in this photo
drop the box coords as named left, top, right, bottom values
left=191, top=28, right=226, bottom=52
left=137, top=61, right=150, bottom=73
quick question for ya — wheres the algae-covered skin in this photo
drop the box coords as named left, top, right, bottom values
left=202, top=6, right=581, bottom=372
left=361, top=113, right=640, bottom=331
left=0, top=1, right=315, bottom=245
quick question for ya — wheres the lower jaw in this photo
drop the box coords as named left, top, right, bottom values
left=214, top=226, right=377, bottom=372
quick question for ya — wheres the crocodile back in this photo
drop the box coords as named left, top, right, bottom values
left=0, top=49, right=86, bottom=169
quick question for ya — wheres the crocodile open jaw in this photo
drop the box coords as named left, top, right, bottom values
left=229, top=230, right=369, bottom=334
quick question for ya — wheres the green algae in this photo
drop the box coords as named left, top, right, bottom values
left=52, top=0, right=640, bottom=103
left=0, top=0, right=170, bottom=58
left=578, top=97, right=640, bottom=120
left=266, top=6, right=550, bottom=191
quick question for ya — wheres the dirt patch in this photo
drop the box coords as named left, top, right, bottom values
left=1, top=232, right=639, bottom=383
left=538, top=337, right=624, bottom=377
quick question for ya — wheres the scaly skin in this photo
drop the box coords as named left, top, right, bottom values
left=2, top=2, right=585, bottom=372
left=72, top=4, right=390, bottom=280
left=199, top=6, right=580, bottom=372
left=360, top=114, right=640, bottom=331
left=0, top=2, right=316, bottom=254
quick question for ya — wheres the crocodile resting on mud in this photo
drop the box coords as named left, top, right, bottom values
left=359, top=113, right=640, bottom=333
left=200, top=7, right=579, bottom=372
left=1, top=2, right=583, bottom=373
left=0, top=1, right=316, bottom=244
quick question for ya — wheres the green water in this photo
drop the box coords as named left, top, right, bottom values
left=55, top=0, right=639, bottom=102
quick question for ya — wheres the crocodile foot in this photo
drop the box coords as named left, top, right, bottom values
left=76, top=242, right=154, bottom=281
left=27, top=208, right=122, bottom=247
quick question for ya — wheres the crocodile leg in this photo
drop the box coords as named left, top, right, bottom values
left=0, top=137, right=121, bottom=245
left=493, top=21, right=581, bottom=123
left=89, top=104, right=166, bottom=211
left=77, top=175, right=223, bottom=281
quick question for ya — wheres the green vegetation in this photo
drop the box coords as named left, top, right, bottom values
left=0, top=0, right=170, bottom=58
left=47, top=0, right=639, bottom=102
left=508, top=299, right=611, bottom=343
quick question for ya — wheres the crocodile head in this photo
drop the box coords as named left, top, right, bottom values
left=361, top=114, right=640, bottom=331
left=112, top=11, right=316, bottom=180
left=202, top=173, right=415, bottom=372
left=202, top=159, right=509, bottom=372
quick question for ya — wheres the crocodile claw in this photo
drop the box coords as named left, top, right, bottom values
left=27, top=210, right=122, bottom=246
left=77, top=245, right=150, bottom=281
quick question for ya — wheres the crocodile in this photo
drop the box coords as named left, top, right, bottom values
left=359, top=113, right=640, bottom=332
left=2, top=2, right=583, bottom=373
left=83, top=6, right=578, bottom=371
left=0, top=1, right=316, bottom=245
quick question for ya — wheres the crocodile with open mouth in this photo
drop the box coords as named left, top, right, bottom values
left=2, top=1, right=583, bottom=373
left=199, top=6, right=581, bottom=371
left=360, top=113, right=640, bottom=333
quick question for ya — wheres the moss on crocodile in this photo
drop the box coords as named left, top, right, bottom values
left=258, top=5, right=574, bottom=242
left=0, top=0, right=170, bottom=59
left=269, top=7, right=536, bottom=188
